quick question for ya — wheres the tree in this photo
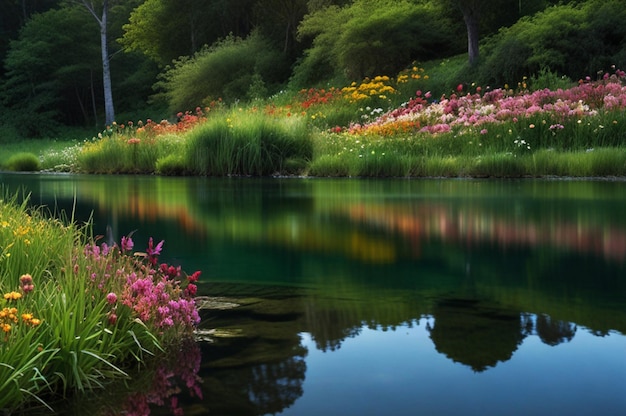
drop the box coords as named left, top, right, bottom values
left=253, top=0, right=308, bottom=57
left=76, top=0, right=115, bottom=126
left=121, top=0, right=258, bottom=67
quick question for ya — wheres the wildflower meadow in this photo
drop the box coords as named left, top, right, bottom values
left=21, top=64, right=626, bottom=178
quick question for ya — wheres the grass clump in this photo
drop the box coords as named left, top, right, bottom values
left=185, top=110, right=313, bottom=176
left=4, top=152, right=40, bottom=172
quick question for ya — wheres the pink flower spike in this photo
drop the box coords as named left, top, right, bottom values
left=121, top=235, right=134, bottom=252
left=147, top=238, right=164, bottom=257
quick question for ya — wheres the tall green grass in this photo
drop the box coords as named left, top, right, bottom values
left=185, top=110, right=313, bottom=176
left=76, top=134, right=185, bottom=174
left=0, top=191, right=162, bottom=412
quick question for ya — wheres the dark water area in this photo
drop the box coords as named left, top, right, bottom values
left=1, top=173, right=625, bottom=415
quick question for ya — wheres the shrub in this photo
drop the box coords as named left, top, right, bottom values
left=5, top=152, right=40, bottom=172
left=293, top=0, right=462, bottom=85
left=480, top=0, right=626, bottom=86
left=156, top=32, right=289, bottom=111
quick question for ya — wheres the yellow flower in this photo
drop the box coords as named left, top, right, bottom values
left=3, top=292, right=22, bottom=301
left=22, top=313, right=33, bottom=322
left=30, top=318, right=41, bottom=326
left=1, top=323, right=11, bottom=333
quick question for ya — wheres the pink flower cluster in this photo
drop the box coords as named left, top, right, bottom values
left=81, top=235, right=201, bottom=337
left=349, top=69, right=626, bottom=136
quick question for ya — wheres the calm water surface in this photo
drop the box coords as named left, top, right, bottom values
left=1, top=173, right=625, bottom=416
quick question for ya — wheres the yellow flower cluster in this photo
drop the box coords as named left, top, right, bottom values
left=397, top=66, right=428, bottom=83
left=3, top=291, right=22, bottom=301
left=0, top=307, right=41, bottom=333
left=1, top=285, right=41, bottom=338
left=1, top=212, right=40, bottom=254
left=342, top=75, right=397, bottom=102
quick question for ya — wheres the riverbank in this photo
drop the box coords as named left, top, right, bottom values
left=2, top=67, right=626, bottom=178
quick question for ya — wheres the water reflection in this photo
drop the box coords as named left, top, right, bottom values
left=199, top=285, right=624, bottom=415
left=2, top=173, right=626, bottom=415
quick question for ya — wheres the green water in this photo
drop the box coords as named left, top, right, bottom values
left=1, top=173, right=625, bottom=415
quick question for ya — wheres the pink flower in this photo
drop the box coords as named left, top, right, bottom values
left=20, top=274, right=34, bottom=293
left=121, top=235, right=134, bottom=252
left=456, top=84, right=464, bottom=92
left=147, top=238, right=164, bottom=257
left=188, top=271, right=201, bottom=283
left=480, top=129, right=488, bottom=135
left=107, top=292, right=117, bottom=304
left=186, top=284, right=197, bottom=297
left=147, top=238, right=164, bottom=265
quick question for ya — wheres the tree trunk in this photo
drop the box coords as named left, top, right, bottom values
left=459, top=2, right=480, bottom=66
left=464, top=12, right=479, bottom=65
left=100, top=0, right=115, bottom=126
left=81, top=0, right=115, bottom=126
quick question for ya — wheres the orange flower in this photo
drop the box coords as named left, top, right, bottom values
left=3, top=291, right=22, bottom=301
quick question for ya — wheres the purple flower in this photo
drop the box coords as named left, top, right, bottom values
left=121, top=235, right=134, bottom=252
left=147, top=238, right=164, bottom=258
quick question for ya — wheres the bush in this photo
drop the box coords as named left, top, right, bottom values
left=480, top=0, right=626, bottom=86
left=156, top=32, right=289, bottom=111
left=5, top=152, right=40, bottom=172
left=293, top=0, right=462, bottom=85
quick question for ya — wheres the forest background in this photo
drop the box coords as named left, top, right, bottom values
left=1, top=0, right=624, bottom=142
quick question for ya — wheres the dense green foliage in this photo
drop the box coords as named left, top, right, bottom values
left=156, top=32, right=289, bottom=111
left=4, top=152, right=40, bottom=172
left=1, top=0, right=624, bottom=140
left=292, top=0, right=463, bottom=85
left=481, top=0, right=626, bottom=85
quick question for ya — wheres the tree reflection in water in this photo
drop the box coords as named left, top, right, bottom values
left=195, top=286, right=590, bottom=415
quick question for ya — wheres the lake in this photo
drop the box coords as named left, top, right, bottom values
left=1, top=173, right=625, bottom=416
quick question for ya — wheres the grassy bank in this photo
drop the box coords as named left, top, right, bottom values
left=2, top=62, right=626, bottom=178
left=0, top=191, right=201, bottom=413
